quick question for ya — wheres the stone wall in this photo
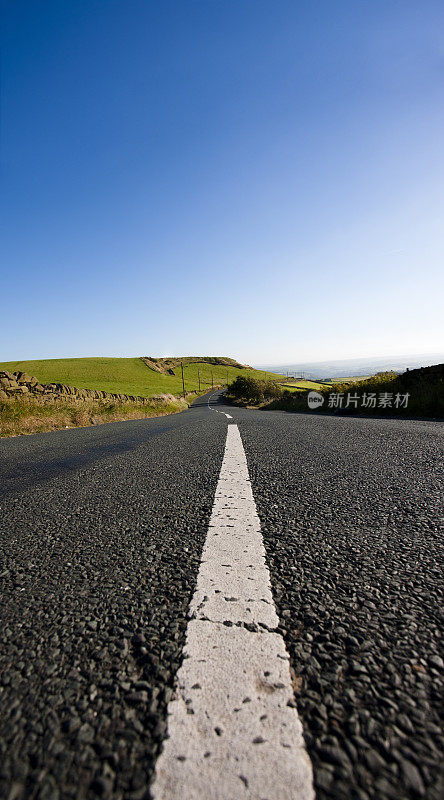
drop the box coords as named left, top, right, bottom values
left=0, top=371, right=163, bottom=405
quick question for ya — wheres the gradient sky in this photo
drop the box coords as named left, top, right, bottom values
left=1, top=0, right=443, bottom=364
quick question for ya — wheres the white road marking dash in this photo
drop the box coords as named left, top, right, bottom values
left=151, top=424, right=314, bottom=800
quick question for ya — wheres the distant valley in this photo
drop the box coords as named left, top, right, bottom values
left=255, top=352, right=444, bottom=379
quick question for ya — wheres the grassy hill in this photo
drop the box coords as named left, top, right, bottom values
left=0, top=356, right=282, bottom=398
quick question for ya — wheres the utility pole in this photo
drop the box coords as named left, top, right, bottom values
left=198, top=368, right=201, bottom=392
left=226, top=369, right=229, bottom=387
left=211, top=370, right=214, bottom=389
left=181, top=361, right=185, bottom=397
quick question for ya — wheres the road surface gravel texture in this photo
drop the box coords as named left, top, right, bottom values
left=0, top=392, right=443, bottom=800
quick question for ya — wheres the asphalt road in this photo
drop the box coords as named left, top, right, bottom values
left=0, top=392, right=442, bottom=800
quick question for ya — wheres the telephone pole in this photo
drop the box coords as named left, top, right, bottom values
left=181, top=361, right=185, bottom=397
left=211, top=370, right=214, bottom=389
left=198, top=368, right=201, bottom=392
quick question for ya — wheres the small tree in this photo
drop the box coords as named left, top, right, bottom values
left=228, top=376, right=283, bottom=403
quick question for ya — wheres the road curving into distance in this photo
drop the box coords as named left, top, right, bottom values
left=0, top=391, right=442, bottom=800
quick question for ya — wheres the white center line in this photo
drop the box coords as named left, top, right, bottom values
left=207, top=391, right=220, bottom=410
left=151, top=425, right=314, bottom=800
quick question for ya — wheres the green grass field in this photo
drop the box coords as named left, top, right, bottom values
left=0, top=357, right=283, bottom=398
left=281, top=377, right=374, bottom=391
left=280, top=379, right=333, bottom=391
left=330, top=375, right=372, bottom=383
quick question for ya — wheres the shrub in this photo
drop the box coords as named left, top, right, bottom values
left=227, top=376, right=283, bottom=403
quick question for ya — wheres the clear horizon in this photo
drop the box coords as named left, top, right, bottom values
left=2, top=1, right=443, bottom=364
left=254, top=350, right=444, bottom=368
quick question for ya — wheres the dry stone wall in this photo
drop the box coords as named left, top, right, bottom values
left=0, top=371, right=167, bottom=405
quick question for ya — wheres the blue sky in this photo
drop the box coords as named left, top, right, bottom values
left=1, top=0, right=443, bottom=364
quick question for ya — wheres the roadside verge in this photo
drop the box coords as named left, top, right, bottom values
left=0, top=370, right=197, bottom=437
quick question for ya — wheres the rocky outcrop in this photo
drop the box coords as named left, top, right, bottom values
left=0, top=371, right=171, bottom=406
left=140, top=355, right=251, bottom=373
left=140, top=357, right=165, bottom=373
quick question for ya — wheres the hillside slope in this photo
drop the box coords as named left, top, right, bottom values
left=0, top=357, right=281, bottom=398
left=141, top=356, right=251, bottom=374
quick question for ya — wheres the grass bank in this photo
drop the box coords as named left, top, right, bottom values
left=0, top=357, right=282, bottom=398
left=0, top=395, right=188, bottom=438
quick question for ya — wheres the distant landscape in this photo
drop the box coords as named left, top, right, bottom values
left=2, top=354, right=443, bottom=438
left=255, top=352, right=444, bottom=380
